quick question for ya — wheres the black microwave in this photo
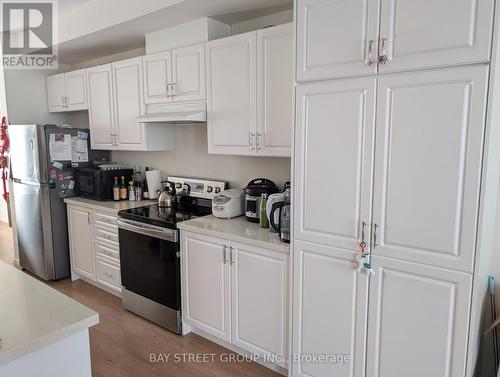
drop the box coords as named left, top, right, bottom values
left=75, top=167, right=134, bottom=201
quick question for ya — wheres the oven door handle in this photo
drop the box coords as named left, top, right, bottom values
left=117, top=219, right=178, bottom=242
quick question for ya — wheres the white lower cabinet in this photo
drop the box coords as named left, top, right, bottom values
left=365, top=256, right=472, bottom=377
left=292, top=240, right=368, bottom=377
left=67, top=205, right=122, bottom=294
left=181, top=231, right=288, bottom=369
left=67, top=206, right=95, bottom=280
left=182, top=232, right=231, bottom=341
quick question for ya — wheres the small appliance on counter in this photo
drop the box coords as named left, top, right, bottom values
left=146, top=169, right=162, bottom=199
left=267, top=181, right=290, bottom=232
left=75, top=165, right=133, bottom=201
left=270, top=185, right=291, bottom=243
left=244, top=178, right=279, bottom=223
left=212, top=189, right=245, bottom=219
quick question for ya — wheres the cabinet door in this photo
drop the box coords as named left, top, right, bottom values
left=143, top=51, right=172, bottom=104
left=206, top=32, right=257, bottom=156
left=379, top=0, right=494, bottom=73
left=296, top=0, right=379, bottom=82
left=112, top=57, right=146, bottom=150
left=256, top=23, right=293, bottom=157
left=231, top=242, right=287, bottom=367
left=65, top=69, right=88, bottom=111
left=372, top=66, right=488, bottom=272
left=182, top=232, right=231, bottom=342
left=172, top=43, right=206, bottom=102
left=292, top=240, right=368, bottom=377
left=366, top=256, right=472, bottom=377
left=46, top=73, right=65, bottom=112
left=87, top=64, right=115, bottom=150
left=294, top=77, right=376, bottom=251
left=68, top=206, right=94, bottom=280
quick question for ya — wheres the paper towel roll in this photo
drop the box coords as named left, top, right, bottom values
left=146, top=170, right=162, bottom=199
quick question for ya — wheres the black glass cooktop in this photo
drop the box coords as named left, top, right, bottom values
left=118, top=198, right=212, bottom=229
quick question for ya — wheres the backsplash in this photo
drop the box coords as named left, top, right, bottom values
left=111, top=123, right=291, bottom=189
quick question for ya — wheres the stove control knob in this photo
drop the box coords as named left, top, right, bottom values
left=215, top=187, right=221, bottom=194
left=176, top=183, right=182, bottom=189
left=207, top=186, right=213, bottom=193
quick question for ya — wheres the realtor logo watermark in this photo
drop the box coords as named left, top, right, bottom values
left=1, top=0, right=58, bottom=69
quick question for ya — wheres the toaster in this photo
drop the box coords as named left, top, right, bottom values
left=212, top=189, right=245, bottom=219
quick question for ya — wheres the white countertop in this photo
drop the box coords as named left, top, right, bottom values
left=0, top=262, right=99, bottom=365
left=64, top=197, right=156, bottom=214
left=178, top=215, right=290, bottom=254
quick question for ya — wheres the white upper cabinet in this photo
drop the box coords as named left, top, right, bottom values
left=112, top=57, right=146, bottom=150
left=207, top=31, right=257, bottom=156
left=378, top=0, right=495, bottom=73
left=295, top=77, right=376, bottom=251
left=46, top=69, right=88, bottom=112
left=87, top=64, right=115, bottom=150
left=372, top=66, right=488, bottom=272
left=207, top=24, right=293, bottom=157
left=143, top=51, right=172, bottom=104
left=292, top=240, right=368, bottom=377
left=296, top=0, right=379, bottom=81
left=296, top=0, right=494, bottom=81
left=87, top=59, right=174, bottom=152
left=46, top=73, right=66, bottom=112
left=172, top=43, right=206, bottom=102
left=366, top=256, right=472, bottom=377
left=65, top=69, right=88, bottom=111
left=143, top=43, right=205, bottom=104
left=256, top=23, right=294, bottom=157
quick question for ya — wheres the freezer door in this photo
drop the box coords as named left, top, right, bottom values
left=12, top=181, right=55, bottom=280
left=9, top=124, right=48, bottom=184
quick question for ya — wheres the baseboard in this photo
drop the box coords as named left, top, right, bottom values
left=77, top=275, right=122, bottom=298
left=189, top=326, right=288, bottom=376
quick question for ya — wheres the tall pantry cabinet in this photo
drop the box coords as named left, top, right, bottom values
left=292, top=1, right=496, bottom=377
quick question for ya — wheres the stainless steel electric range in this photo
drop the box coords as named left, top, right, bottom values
left=117, top=176, right=226, bottom=334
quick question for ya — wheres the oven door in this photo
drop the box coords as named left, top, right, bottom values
left=117, top=218, right=180, bottom=311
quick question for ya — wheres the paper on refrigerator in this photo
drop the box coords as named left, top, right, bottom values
left=49, top=133, right=72, bottom=161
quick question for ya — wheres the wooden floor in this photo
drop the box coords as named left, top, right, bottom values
left=0, top=223, right=279, bottom=377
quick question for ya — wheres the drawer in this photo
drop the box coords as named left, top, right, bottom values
left=96, top=257, right=121, bottom=291
left=94, top=212, right=117, bottom=226
left=95, top=228, right=119, bottom=244
left=95, top=220, right=118, bottom=233
left=96, top=242, right=120, bottom=261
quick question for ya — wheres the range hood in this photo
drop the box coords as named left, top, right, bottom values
left=137, top=102, right=207, bottom=123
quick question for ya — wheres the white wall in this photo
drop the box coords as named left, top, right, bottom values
left=4, top=69, right=70, bottom=125
left=230, top=9, right=293, bottom=34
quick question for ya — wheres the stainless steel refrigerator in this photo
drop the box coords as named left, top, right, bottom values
left=9, top=125, right=109, bottom=280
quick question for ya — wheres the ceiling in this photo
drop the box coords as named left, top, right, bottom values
left=57, top=0, right=292, bottom=65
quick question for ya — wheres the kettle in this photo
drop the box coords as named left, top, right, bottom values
left=269, top=186, right=290, bottom=243
left=157, top=181, right=176, bottom=208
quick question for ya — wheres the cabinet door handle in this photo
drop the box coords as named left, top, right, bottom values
left=87, top=213, right=91, bottom=225
left=372, top=223, right=378, bottom=251
left=167, top=83, right=172, bottom=98
left=222, top=246, right=227, bottom=264
left=359, top=221, right=367, bottom=251
left=171, top=82, right=176, bottom=97
left=365, top=39, right=375, bottom=66
left=249, top=132, right=255, bottom=150
left=378, top=36, right=390, bottom=64
left=256, top=133, right=262, bottom=150
left=229, top=247, right=234, bottom=265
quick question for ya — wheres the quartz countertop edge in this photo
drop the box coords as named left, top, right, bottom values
left=64, top=197, right=156, bottom=214
left=0, top=261, right=99, bottom=365
left=177, top=215, right=290, bottom=254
